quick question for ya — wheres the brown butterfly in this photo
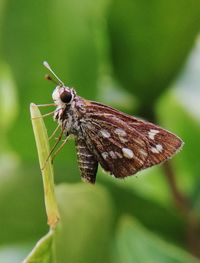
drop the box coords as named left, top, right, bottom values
left=39, top=62, right=183, bottom=184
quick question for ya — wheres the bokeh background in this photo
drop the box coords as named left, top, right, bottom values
left=1, top=0, right=200, bottom=262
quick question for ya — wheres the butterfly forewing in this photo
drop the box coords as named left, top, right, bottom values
left=80, top=100, right=183, bottom=178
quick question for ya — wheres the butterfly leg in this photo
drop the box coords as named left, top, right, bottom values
left=50, top=137, right=68, bottom=164
left=75, top=138, right=98, bottom=184
left=41, top=128, right=64, bottom=170
left=48, top=124, right=60, bottom=140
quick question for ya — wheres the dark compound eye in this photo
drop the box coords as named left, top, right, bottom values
left=60, top=91, right=72, bottom=103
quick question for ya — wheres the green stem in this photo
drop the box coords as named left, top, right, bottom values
left=30, top=103, right=60, bottom=229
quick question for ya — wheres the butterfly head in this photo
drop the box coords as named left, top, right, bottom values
left=52, top=86, right=76, bottom=107
left=43, top=61, right=77, bottom=108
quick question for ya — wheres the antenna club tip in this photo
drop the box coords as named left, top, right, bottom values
left=43, top=61, right=50, bottom=68
left=43, top=61, right=65, bottom=86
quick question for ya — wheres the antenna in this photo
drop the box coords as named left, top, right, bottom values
left=45, top=74, right=59, bottom=85
left=43, top=61, right=65, bottom=86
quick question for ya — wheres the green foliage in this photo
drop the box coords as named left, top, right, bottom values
left=24, top=231, right=54, bottom=263
left=114, top=217, right=199, bottom=263
left=0, top=0, right=200, bottom=262
left=24, top=184, right=114, bottom=263
left=108, top=0, right=200, bottom=112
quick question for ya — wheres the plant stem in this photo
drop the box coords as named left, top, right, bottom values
left=162, top=162, right=200, bottom=258
left=30, top=103, right=60, bottom=229
left=162, top=162, right=190, bottom=215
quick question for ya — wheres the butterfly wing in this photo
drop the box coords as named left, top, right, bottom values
left=80, top=100, right=183, bottom=178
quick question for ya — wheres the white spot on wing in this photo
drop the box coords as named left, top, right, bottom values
left=109, top=151, right=117, bottom=159
left=115, top=128, right=128, bottom=143
left=99, top=129, right=110, bottom=138
left=115, top=128, right=127, bottom=137
left=119, top=137, right=128, bottom=143
left=148, top=129, right=159, bottom=140
left=156, top=144, right=163, bottom=152
left=151, top=144, right=163, bottom=153
left=139, top=149, right=148, bottom=157
left=102, top=152, right=109, bottom=160
left=122, top=148, right=134, bottom=159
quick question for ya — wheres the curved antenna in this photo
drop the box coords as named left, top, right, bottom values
left=43, top=61, right=65, bottom=86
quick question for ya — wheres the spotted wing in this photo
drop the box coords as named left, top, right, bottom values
left=80, top=101, right=183, bottom=178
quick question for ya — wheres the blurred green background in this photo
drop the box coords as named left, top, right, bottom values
left=1, top=0, right=200, bottom=262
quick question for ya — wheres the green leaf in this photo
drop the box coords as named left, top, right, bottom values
left=115, top=167, right=172, bottom=207
left=23, top=231, right=54, bottom=263
left=114, top=216, right=199, bottom=263
left=24, top=183, right=114, bottom=263
left=104, top=178, right=185, bottom=245
left=108, top=0, right=200, bottom=108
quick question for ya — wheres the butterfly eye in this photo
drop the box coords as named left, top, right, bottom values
left=60, top=91, right=72, bottom=103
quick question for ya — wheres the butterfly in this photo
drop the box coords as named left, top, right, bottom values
left=39, top=61, right=183, bottom=184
